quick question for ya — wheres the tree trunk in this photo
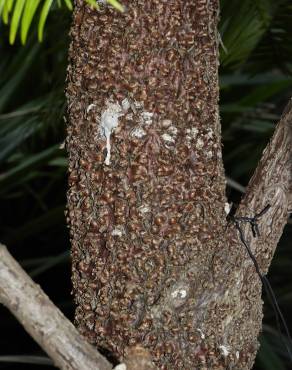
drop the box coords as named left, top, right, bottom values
left=66, top=1, right=292, bottom=369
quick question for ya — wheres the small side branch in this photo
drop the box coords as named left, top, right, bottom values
left=0, top=244, right=112, bottom=370
left=235, top=99, right=292, bottom=273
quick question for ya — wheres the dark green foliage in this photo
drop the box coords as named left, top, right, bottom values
left=0, top=9, right=71, bottom=369
left=0, top=0, right=123, bottom=44
left=219, top=2, right=292, bottom=368
left=0, top=0, right=291, bottom=368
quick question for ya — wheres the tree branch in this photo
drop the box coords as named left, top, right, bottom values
left=235, top=98, right=292, bottom=273
left=0, top=243, right=112, bottom=370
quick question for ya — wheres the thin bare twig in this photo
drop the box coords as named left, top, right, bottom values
left=0, top=243, right=112, bottom=370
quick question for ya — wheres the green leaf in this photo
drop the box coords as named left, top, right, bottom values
left=107, top=0, right=124, bottom=12
left=0, top=0, right=5, bottom=15
left=1, top=0, right=123, bottom=42
left=48, top=157, right=68, bottom=167
left=85, top=0, right=124, bottom=11
left=63, top=0, right=72, bottom=11
left=9, top=0, right=25, bottom=44
left=0, top=117, right=40, bottom=162
left=220, top=73, right=292, bottom=89
left=238, top=79, right=292, bottom=106
left=85, top=0, right=99, bottom=10
left=38, top=0, right=53, bottom=42
left=21, top=0, right=41, bottom=44
left=0, top=144, right=60, bottom=193
left=220, top=0, right=272, bottom=68
left=2, top=0, right=14, bottom=24
left=30, top=250, right=69, bottom=277
left=0, top=43, right=40, bottom=111
left=257, top=335, right=286, bottom=370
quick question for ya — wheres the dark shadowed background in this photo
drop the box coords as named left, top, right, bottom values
left=0, top=0, right=291, bottom=369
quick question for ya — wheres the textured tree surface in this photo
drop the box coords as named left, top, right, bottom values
left=0, top=244, right=112, bottom=370
left=66, top=1, right=292, bottom=369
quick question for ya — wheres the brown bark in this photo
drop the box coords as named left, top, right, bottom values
left=236, top=99, right=292, bottom=274
left=66, top=1, right=291, bottom=369
left=207, top=99, right=292, bottom=369
left=0, top=244, right=112, bottom=370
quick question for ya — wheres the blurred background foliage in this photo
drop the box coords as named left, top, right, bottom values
left=0, top=0, right=291, bottom=369
left=0, top=0, right=123, bottom=44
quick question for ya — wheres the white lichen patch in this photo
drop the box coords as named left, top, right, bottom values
left=131, top=127, right=146, bottom=138
left=162, top=133, right=175, bottom=143
left=186, top=127, right=199, bottom=139
left=111, top=225, right=125, bottom=237
left=171, top=289, right=187, bottom=299
left=169, top=282, right=189, bottom=307
left=196, top=138, right=204, bottom=150
left=186, top=127, right=199, bottom=148
left=138, top=205, right=150, bottom=214
left=222, top=315, right=233, bottom=327
left=121, top=98, right=130, bottom=112
left=197, top=328, right=205, bottom=339
left=133, top=100, right=143, bottom=110
left=100, top=100, right=124, bottom=165
left=86, top=103, right=96, bottom=113
left=160, top=121, right=178, bottom=147
left=125, top=113, right=134, bottom=121
left=205, top=150, right=213, bottom=159
left=224, top=202, right=232, bottom=215
left=168, top=125, right=178, bottom=136
left=219, top=345, right=231, bottom=357
left=114, top=364, right=127, bottom=370
left=141, top=111, right=154, bottom=125
left=160, top=119, right=172, bottom=128
left=206, top=128, right=214, bottom=139
left=151, top=282, right=189, bottom=320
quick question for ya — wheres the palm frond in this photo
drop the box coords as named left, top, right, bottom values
left=21, top=0, right=41, bottom=44
left=0, top=0, right=124, bottom=44
left=246, top=1, right=292, bottom=74
left=219, top=0, right=274, bottom=68
left=9, top=0, right=25, bottom=44
left=0, top=42, right=40, bottom=110
left=257, top=334, right=286, bottom=370
left=37, top=0, right=53, bottom=41
left=2, top=0, right=14, bottom=24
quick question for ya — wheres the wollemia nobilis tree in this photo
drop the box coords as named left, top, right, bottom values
left=66, top=0, right=292, bottom=369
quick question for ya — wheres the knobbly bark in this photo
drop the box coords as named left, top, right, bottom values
left=0, top=244, right=112, bottom=370
left=236, top=100, right=292, bottom=274
left=66, top=1, right=291, bottom=369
